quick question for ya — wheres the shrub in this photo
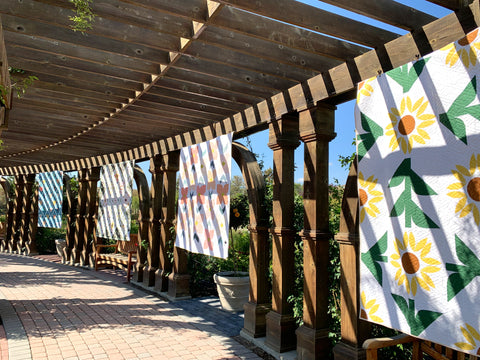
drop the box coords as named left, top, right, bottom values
left=36, top=226, right=67, bottom=254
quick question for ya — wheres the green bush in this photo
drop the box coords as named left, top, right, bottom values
left=36, top=226, right=67, bottom=254
left=188, top=228, right=250, bottom=297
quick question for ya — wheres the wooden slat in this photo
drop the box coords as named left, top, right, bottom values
left=173, top=55, right=298, bottom=90
left=427, top=0, right=472, bottom=11
left=155, top=76, right=263, bottom=104
left=4, top=31, right=160, bottom=75
left=148, top=85, right=247, bottom=112
left=320, top=0, right=437, bottom=31
left=185, top=41, right=319, bottom=81
left=211, top=6, right=369, bottom=60
left=0, top=0, right=181, bottom=51
left=165, top=68, right=277, bottom=99
left=215, top=0, right=400, bottom=48
left=0, top=14, right=170, bottom=65
left=201, top=26, right=342, bottom=72
left=8, top=57, right=143, bottom=91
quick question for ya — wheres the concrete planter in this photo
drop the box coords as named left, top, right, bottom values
left=213, top=271, right=249, bottom=312
left=55, top=239, right=66, bottom=258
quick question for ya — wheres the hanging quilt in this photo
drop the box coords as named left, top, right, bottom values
left=175, top=133, right=233, bottom=259
left=96, top=161, right=134, bottom=241
left=37, top=171, right=63, bottom=229
left=357, top=28, right=480, bottom=354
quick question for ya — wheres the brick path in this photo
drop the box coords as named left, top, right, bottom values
left=0, top=253, right=261, bottom=360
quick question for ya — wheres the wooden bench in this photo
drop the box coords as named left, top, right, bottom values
left=363, top=333, right=479, bottom=360
left=94, top=234, right=138, bottom=282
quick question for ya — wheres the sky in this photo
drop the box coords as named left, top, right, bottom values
left=137, top=0, right=452, bottom=187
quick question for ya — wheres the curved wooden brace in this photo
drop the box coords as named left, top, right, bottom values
left=133, top=164, right=150, bottom=282
left=334, top=157, right=371, bottom=356
left=231, top=141, right=271, bottom=338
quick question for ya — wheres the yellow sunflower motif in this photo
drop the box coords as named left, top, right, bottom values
left=447, top=154, right=480, bottom=225
left=360, top=291, right=383, bottom=323
left=443, top=29, right=480, bottom=68
left=358, top=172, right=383, bottom=223
left=357, top=77, right=375, bottom=103
left=386, top=96, right=435, bottom=154
left=390, top=232, right=441, bottom=296
left=455, top=323, right=480, bottom=355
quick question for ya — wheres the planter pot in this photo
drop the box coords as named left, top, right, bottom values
left=55, top=239, right=66, bottom=258
left=213, top=271, right=249, bottom=312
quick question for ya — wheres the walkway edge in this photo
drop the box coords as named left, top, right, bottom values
left=0, top=290, right=32, bottom=360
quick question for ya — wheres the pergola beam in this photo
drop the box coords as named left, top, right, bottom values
left=320, top=0, right=437, bottom=31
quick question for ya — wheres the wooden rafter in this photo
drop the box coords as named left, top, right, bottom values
left=0, top=0, right=474, bottom=174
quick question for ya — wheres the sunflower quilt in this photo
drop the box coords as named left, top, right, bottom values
left=175, top=133, right=232, bottom=259
left=357, top=28, right=480, bottom=354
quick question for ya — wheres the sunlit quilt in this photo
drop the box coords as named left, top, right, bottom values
left=175, top=133, right=232, bottom=259
left=37, top=171, right=63, bottom=229
left=357, top=28, right=480, bottom=354
left=96, top=161, right=134, bottom=241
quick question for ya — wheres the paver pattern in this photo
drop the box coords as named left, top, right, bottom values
left=0, top=253, right=261, bottom=360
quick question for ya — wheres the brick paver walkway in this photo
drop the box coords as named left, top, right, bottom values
left=0, top=253, right=261, bottom=360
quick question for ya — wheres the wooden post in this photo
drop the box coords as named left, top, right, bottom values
left=167, top=150, right=191, bottom=299
left=72, top=169, right=88, bottom=265
left=155, top=153, right=178, bottom=292
left=145, top=155, right=162, bottom=287
left=0, top=178, right=13, bottom=252
left=265, top=113, right=300, bottom=353
left=133, top=165, right=149, bottom=283
left=26, top=186, right=39, bottom=256
left=81, top=167, right=100, bottom=267
left=232, top=142, right=271, bottom=338
left=296, top=104, right=337, bottom=359
left=333, top=159, right=371, bottom=360
left=19, top=174, right=35, bottom=254
left=63, top=174, right=76, bottom=263
left=8, top=175, right=24, bottom=253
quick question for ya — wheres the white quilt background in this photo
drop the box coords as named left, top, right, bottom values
left=357, top=28, right=480, bottom=354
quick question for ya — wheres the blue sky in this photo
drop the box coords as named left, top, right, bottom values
left=138, top=1, right=452, bottom=186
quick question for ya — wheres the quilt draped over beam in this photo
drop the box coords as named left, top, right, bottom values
left=37, top=171, right=63, bottom=229
left=175, top=133, right=232, bottom=259
left=96, top=161, right=134, bottom=241
left=357, top=27, right=480, bottom=355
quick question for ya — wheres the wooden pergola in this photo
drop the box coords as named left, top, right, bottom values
left=0, top=0, right=478, bottom=359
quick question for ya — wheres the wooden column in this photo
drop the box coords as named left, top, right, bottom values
left=333, top=159, right=371, bottom=360
left=133, top=165, right=149, bottom=283
left=232, top=142, right=271, bottom=338
left=26, top=186, right=39, bottom=256
left=155, top=153, right=178, bottom=292
left=81, top=167, right=100, bottom=267
left=18, top=174, right=35, bottom=254
left=72, top=169, right=88, bottom=264
left=144, top=155, right=162, bottom=287
left=296, top=104, right=336, bottom=359
left=265, top=113, right=300, bottom=353
left=0, top=178, right=13, bottom=252
left=167, top=150, right=191, bottom=299
left=63, top=174, right=76, bottom=263
left=8, top=175, right=24, bottom=253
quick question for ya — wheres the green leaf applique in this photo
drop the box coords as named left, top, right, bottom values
left=446, top=235, right=480, bottom=301
left=391, top=294, right=442, bottom=336
left=389, top=158, right=439, bottom=228
left=387, top=58, right=430, bottom=93
left=361, top=232, right=389, bottom=285
left=357, top=112, right=383, bottom=162
left=439, top=76, right=480, bottom=145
